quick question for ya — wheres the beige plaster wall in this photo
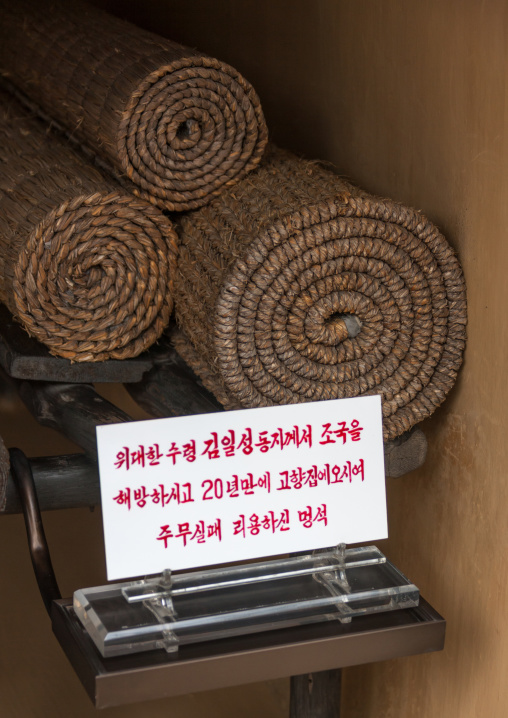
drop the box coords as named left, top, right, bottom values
left=2, top=0, right=506, bottom=715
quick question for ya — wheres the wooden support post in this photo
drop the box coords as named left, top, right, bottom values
left=290, top=668, right=342, bottom=718
left=16, top=381, right=131, bottom=457
left=126, top=350, right=222, bottom=418
left=1, top=453, right=99, bottom=514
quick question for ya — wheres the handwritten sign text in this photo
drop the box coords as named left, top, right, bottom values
left=97, top=396, right=386, bottom=580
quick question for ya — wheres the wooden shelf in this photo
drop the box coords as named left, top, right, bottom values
left=52, top=596, right=445, bottom=709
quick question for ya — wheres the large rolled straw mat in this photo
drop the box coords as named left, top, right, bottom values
left=0, top=92, right=177, bottom=362
left=0, top=0, right=268, bottom=212
left=174, top=147, right=467, bottom=441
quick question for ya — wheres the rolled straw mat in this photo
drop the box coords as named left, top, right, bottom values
left=0, top=0, right=268, bottom=212
left=0, top=92, right=177, bottom=362
left=174, top=147, right=467, bottom=441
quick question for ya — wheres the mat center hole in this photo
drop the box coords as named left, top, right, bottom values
left=326, top=312, right=362, bottom=338
left=176, top=120, right=193, bottom=140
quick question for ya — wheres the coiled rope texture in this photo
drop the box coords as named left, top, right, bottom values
left=0, top=92, right=177, bottom=362
left=122, top=57, right=268, bottom=209
left=14, top=194, right=175, bottom=362
left=174, top=148, right=467, bottom=441
left=0, top=0, right=268, bottom=211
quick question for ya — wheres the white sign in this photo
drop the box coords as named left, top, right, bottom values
left=97, top=395, right=387, bottom=580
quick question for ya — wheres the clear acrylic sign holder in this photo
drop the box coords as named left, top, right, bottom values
left=73, top=544, right=419, bottom=658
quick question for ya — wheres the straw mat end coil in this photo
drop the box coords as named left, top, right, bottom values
left=120, top=55, right=268, bottom=211
left=0, top=88, right=178, bottom=363
left=0, top=0, right=268, bottom=211
left=12, top=193, right=176, bottom=362
left=174, top=148, right=467, bottom=441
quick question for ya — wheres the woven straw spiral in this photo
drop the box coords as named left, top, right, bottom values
left=14, top=194, right=175, bottom=362
left=0, top=0, right=268, bottom=211
left=122, top=56, right=268, bottom=210
left=0, top=91, right=177, bottom=362
left=174, top=148, right=467, bottom=441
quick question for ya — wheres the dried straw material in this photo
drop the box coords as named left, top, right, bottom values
left=0, top=0, right=268, bottom=212
left=0, top=93, right=177, bottom=362
left=174, top=147, right=467, bottom=441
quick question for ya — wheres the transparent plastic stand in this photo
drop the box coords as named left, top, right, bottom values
left=73, top=545, right=419, bottom=658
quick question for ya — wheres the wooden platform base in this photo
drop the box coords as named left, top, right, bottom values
left=52, top=597, right=445, bottom=710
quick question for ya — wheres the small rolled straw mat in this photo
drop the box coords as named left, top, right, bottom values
left=174, top=147, right=467, bottom=441
left=0, top=92, right=177, bottom=362
left=0, top=0, right=268, bottom=211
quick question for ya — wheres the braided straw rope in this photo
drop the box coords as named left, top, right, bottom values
left=0, top=92, right=177, bottom=362
left=0, top=0, right=268, bottom=212
left=174, top=147, right=467, bottom=441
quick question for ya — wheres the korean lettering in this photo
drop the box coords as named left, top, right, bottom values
left=114, top=420, right=319, bottom=470
left=278, top=464, right=329, bottom=490
left=114, top=443, right=165, bottom=469
left=277, top=459, right=365, bottom=490
left=233, top=514, right=246, bottom=537
left=166, top=441, right=182, bottom=465
left=114, top=482, right=194, bottom=509
left=247, top=514, right=261, bottom=535
left=112, top=488, right=131, bottom=510
left=233, top=509, right=291, bottom=538
left=237, top=427, right=253, bottom=455
left=157, top=519, right=222, bottom=548
left=206, top=519, right=222, bottom=541
left=168, top=482, right=194, bottom=504
left=298, top=503, right=328, bottom=528
left=157, top=525, right=173, bottom=548
left=202, top=432, right=220, bottom=459
left=255, top=431, right=271, bottom=452
left=330, top=459, right=365, bottom=483
left=349, top=420, right=363, bottom=441
left=221, top=430, right=236, bottom=457
left=319, top=419, right=364, bottom=445
left=226, top=474, right=240, bottom=498
left=182, top=439, right=196, bottom=462
left=150, top=483, right=170, bottom=506
left=131, top=446, right=145, bottom=468
left=306, top=463, right=331, bottom=487
left=284, top=424, right=312, bottom=449
left=146, top=444, right=163, bottom=465
left=134, top=486, right=149, bottom=508
left=175, top=522, right=193, bottom=546
left=240, top=473, right=256, bottom=495
left=114, top=448, right=130, bottom=470
left=257, top=471, right=271, bottom=493
left=240, top=471, right=271, bottom=495
left=255, top=425, right=312, bottom=453
left=262, top=509, right=290, bottom=533
left=202, top=472, right=271, bottom=500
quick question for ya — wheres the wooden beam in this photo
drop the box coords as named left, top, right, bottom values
left=17, top=381, right=131, bottom=457
left=1, top=453, right=99, bottom=514
left=0, top=304, right=153, bottom=383
left=290, top=669, right=342, bottom=718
